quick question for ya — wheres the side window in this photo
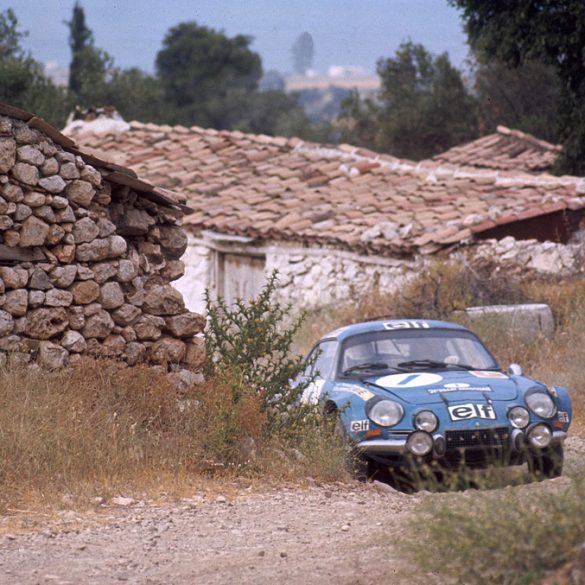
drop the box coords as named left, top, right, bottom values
left=308, top=340, right=339, bottom=379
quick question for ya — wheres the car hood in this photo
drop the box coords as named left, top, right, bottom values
left=364, top=370, right=518, bottom=404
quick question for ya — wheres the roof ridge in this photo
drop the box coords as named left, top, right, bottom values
left=294, top=141, right=585, bottom=188
left=496, top=125, right=562, bottom=152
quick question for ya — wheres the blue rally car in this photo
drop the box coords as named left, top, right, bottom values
left=299, top=319, right=572, bottom=480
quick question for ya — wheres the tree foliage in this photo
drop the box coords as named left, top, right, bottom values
left=156, top=22, right=262, bottom=128
left=292, top=32, right=314, bottom=75
left=0, top=9, right=69, bottom=126
left=473, top=58, right=560, bottom=143
left=450, top=0, right=585, bottom=174
left=340, top=41, right=478, bottom=160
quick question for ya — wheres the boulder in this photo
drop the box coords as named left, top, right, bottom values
left=38, top=174, right=66, bottom=194
left=184, top=337, right=206, bottom=370
left=11, top=162, right=39, bottom=186
left=143, top=285, right=185, bottom=316
left=100, top=281, right=124, bottom=310
left=134, top=314, right=165, bottom=340
left=0, top=309, right=14, bottom=336
left=148, top=337, right=186, bottom=364
left=164, top=312, right=206, bottom=337
left=0, top=137, right=16, bottom=173
left=23, top=191, right=46, bottom=207
left=40, top=158, right=59, bottom=177
left=70, top=280, right=100, bottom=305
left=4, top=289, right=28, bottom=316
left=45, top=289, right=73, bottom=307
left=65, top=180, right=95, bottom=207
left=158, top=225, right=188, bottom=259
left=29, top=268, right=53, bottom=290
left=102, top=334, right=125, bottom=357
left=28, top=290, right=45, bottom=307
left=49, top=264, right=77, bottom=288
left=25, top=308, right=69, bottom=339
left=82, top=310, right=115, bottom=339
left=61, top=330, right=86, bottom=353
left=0, top=267, right=28, bottom=289
left=38, top=341, right=68, bottom=370
left=114, top=207, right=155, bottom=236
left=123, top=342, right=146, bottom=366
left=17, top=145, right=44, bottom=166
left=112, top=303, right=141, bottom=327
left=73, top=217, right=100, bottom=243
left=20, top=216, right=49, bottom=247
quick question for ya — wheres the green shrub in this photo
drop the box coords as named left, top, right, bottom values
left=204, top=270, right=316, bottom=432
left=403, top=475, right=585, bottom=585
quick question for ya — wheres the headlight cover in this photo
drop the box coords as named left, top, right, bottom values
left=367, top=399, right=404, bottom=427
left=508, top=406, right=530, bottom=429
left=526, top=391, right=556, bottom=419
left=414, top=410, right=438, bottom=433
left=406, top=431, right=433, bottom=456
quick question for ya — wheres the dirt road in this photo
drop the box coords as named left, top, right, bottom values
left=1, top=435, right=584, bottom=585
left=0, top=482, right=416, bottom=585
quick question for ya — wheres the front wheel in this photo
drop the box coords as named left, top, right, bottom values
left=528, top=444, right=564, bottom=479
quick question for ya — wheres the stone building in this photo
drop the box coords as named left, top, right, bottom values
left=67, top=115, right=585, bottom=314
left=0, top=102, right=205, bottom=373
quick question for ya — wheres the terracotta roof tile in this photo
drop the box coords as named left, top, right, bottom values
left=434, top=126, right=562, bottom=174
left=67, top=120, right=585, bottom=256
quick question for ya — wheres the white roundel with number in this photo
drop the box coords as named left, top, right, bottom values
left=375, top=373, right=443, bottom=388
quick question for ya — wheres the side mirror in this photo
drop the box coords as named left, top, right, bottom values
left=508, top=363, right=523, bottom=376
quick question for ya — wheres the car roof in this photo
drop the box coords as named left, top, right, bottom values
left=322, top=319, right=470, bottom=341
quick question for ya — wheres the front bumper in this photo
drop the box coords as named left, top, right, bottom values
left=356, top=429, right=567, bottom=458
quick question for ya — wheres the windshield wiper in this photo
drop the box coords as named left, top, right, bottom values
left=342, top=362, right=391, bottom=376
left=397, top=359, right=476, bottom=371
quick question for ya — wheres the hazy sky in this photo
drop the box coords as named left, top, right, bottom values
left=11, top=0, right=470, bottom=75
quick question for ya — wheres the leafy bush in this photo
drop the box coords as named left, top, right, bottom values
left=204, top=270, right=315, bottom=431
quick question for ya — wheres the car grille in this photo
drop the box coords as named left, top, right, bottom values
left=446, top=427, right=510, bottom=450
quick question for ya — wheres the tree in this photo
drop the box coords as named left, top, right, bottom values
left=473, top=58, right=560, bottom=143
left=339, top=41, right=478, bottom=160
left=66, top=1, right=113, bottom=107
left=156, top=22, right=262, bottom=128
left=449, top=0, right=585, bottom=174
left=292, top=32, right=314, bottom=75
left=0, top=9, right=69, bottom=126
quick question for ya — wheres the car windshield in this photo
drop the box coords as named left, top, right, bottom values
left=339, top=328, right=499, bottom=375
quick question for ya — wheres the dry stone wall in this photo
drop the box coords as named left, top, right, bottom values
left=0, top=114, right=205, bottom=374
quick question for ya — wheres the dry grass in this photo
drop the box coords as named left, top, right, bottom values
left=0, top=358, right=348, bottom=515
left=403, top=475, right=585, bottom=585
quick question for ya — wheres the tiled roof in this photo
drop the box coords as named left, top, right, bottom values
left=433, top=126, right=562, bottom=174
left=70, top=122, right=585, bottom=256
left=0, top=102, right=188, bottom=212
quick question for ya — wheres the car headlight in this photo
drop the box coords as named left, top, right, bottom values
left=406, top=431, right=433, bottom=456
left=367, top=399, right=404, bottom=427
left=508, top=406, right=530, bottom=429
left=527, top=424, right=552, bottom=448
left=414, top=410, right=438, bottom=433
left=526, top=392, right=556, bottom=419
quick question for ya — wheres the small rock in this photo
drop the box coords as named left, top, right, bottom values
left=65, top=180, right=95, bottom=207
left=38, top=341, right=69, bottom=370
left=45, top=289, right=73, bottom=307
left=70, top=280, right=100, bottom=305
left=12, top=162, right=39, bottom=185
left=111, top=496, right=135, bottom=507
left=19, top=216, right=49, bottom=247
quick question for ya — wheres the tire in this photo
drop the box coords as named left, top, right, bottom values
left=528, top=444, right=564, bottom=479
